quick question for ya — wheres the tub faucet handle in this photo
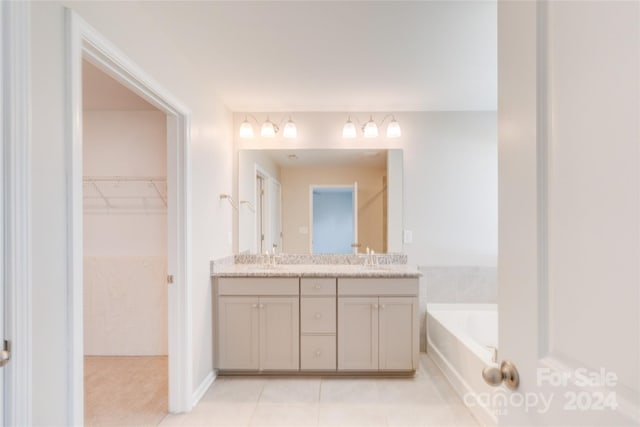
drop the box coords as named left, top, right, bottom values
left=486, top=345, right=498, bottom=363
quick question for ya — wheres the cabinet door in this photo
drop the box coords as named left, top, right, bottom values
left=337, top=297, right=378, bottom=370
left=218, top=296, right=259, bottom=370
left=259, top=297, right=299, bottom=370
left=378, top=297, right=418, bottom=371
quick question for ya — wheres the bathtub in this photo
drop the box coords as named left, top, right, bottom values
left=427, top=304, right=499, bottom=426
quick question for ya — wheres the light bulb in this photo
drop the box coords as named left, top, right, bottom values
left=342, top=118, right=357, bottom=138
left=386, top=118, right=401, bottom=138
left=239, top=119, right=254, bottom=138
left=261, top=118, right=276, bottom=138
left=283, top=119, right=297, bottom=138
left=363, top=116, right=378, bottom=138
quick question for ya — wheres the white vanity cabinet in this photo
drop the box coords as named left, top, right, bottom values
left=337, top=278, right=419, bottom=371
left=216, top=278, right=299, bottom=371
left=214, top=273, right=420, bottom=374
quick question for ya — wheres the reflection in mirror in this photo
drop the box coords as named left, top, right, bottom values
left=238, top=149, right=403, bottom=254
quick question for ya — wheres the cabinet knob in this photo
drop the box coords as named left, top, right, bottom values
left=313, top=284, right=321, bottom=290
left=314, top=313, right=322, bottom=319
left=259, top=303, right=265, bottom=308
left=315, top=349, right=322, bottom=357
left=252, top=304, right=258, bottom=308
left=380, top=304, right=386, bottom=309
left=373, top=304, right=379, bottom=309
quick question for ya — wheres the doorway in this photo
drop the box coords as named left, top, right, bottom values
left=67, top=10, right=192, bottom=423
left=256, top=173, right=265, bottom=253
left=254, top=168, right=282, bottom=254
left=81, top=60, right=169, bottom=425
left=310, top=185, right=358, bottom=254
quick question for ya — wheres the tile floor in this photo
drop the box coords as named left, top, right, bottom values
left=160, top=354, right=479, bottom=427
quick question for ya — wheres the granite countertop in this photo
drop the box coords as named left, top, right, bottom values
left=211, top=263, right=421, bottom=278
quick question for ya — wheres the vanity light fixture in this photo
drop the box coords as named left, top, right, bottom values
left=282, top=118, right=297, bottom=138
left=342, top=116, right=358, bottom=139
left=363, top=116, right=379, bottom=138
left=239, top=114, right=297, bottom=139
left=239, top=119, right=254, bottom=138
left=386, top=116, right=402, bottom=138
left=342, top=114, right=401, bottom=138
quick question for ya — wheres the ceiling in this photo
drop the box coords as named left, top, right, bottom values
left=83, top=60, right=158, bottom=111
left=128, top=1, right=497, bottom=112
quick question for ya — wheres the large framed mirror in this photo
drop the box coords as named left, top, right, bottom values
left=237, top=149, right=403, bottom=254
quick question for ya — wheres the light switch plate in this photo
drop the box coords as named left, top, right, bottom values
left=403, top=230, right=413, bottom=244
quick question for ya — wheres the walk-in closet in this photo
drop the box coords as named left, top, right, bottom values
left=82, top=60, right=169, bottom=426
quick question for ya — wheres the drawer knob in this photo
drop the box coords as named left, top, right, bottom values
left=314, top=313, right=322, bottom=319
left=252, top=304, right=258, bottom=308
left=315, top=349, right=322, bottom=357
left=313, top=284, right=321, bottom=290
left=259, top=303, right=264, bottom=308
left=373, top=304, right=379, bottom=309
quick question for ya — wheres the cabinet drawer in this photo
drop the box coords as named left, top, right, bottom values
left=301, top=297, right=336, bottom=333
left=301, top=278, right=336, bottom=296
left=218, top=278, right=299, bottom=296
left=338, top=278, right=418, bottom=296
left=301, top=335, right=336, bottom=371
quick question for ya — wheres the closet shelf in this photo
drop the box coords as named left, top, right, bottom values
left=83, top=176, right=167, bottom=213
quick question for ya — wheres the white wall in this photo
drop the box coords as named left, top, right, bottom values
left=234, top=111, right=497, bottom=267
left=404, top=112, right=497, bottom=267
left=83, top=110, right=168, bottom=356
left=31, top=3, right=233, bottom=424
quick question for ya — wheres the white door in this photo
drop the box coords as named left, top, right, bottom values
left=268, top=180, right=282, bottom=253
left=352, top=181, right=358, bottom=253
left=0, top=16, right=5, bottom=416
left=0, top=4, right=9, bottom=418
left=256, top=175, right=265, bottom=253
left=497, top=1, right=638, bottom=425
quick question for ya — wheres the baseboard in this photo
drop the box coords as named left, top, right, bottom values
left=191, top=370, right=216, bottom=408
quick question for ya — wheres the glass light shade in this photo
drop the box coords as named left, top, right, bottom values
left=261, top=119, right=276, bottom=138
left=239, top=120, right=254, bottom=138
left=283, top=120, right=297, bottom=138
left=363, top=118, right=378, bottom=138
left=386, top=119, right=401, bottom=138
left=342, top=119, right=357, bottom=138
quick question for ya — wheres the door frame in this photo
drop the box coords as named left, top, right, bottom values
left=309, top=185, right=357, bottom=254
left=253, top=164, right=279, bottom=254
left=65, top=10, right=193, bottom=423
left=1, top=1, right=32, bottom=426
left=255, top=172, right=266, bottom=254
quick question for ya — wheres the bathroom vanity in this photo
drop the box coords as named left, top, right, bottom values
left=211, top=259, right=421, bottom=375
